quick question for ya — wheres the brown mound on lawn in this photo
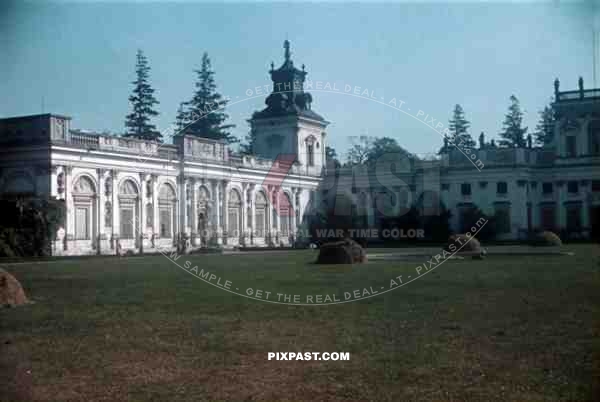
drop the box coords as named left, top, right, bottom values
left=535, top=231, right=562, bottom=247
left=0, top=268, right=28, bottom=307
left=445, top=234, right=485, bottom=259
left=316, top=238, right=367, bottom=265
left=446, top=234, right=481, bottom=252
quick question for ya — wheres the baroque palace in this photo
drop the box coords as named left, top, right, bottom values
left=0, top=43, right=599, bottom=255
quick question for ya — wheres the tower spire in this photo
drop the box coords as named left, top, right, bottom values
left=284, top=40, right=291, bottom=62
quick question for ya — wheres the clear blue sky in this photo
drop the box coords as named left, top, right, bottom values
left=1, top=1, right=598, bottom=158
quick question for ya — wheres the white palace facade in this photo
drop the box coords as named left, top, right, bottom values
left=0, top=43, right=598, bottom=256
left=0, top=43, right=328, bottom=256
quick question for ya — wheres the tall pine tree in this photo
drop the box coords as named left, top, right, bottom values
left=499, top=95, right=528, bottom=148
left=177, top=53, right=236, bottom=143
left=239, top=128, right=257, bottom=155
left=441, top=104, right=475, bottom=152
left=124, top=49, right=161, bottom=141
left=534, top=104, right=555, bottom=146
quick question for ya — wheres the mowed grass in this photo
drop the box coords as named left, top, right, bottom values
left=1, top=245, right=600, bottom=402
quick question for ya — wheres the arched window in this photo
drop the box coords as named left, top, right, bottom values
left=158, top=183, right=176, bottom=238
left=119, top=179, right=139, bottom=239
left=228, top=189, right=242, bottom=237
left=255, top=191, right=268, bottom=237
left=73, top=176, right=97, bottom=240
left=305, top=136, right=317, bottom=167
left=146, top=203, right=153, bottom=227
left=278, top=192, right=292, bottom=236
left=197, top=186, right=211, bottom=232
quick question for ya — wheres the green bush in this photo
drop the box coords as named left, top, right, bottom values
left=0, top=198, right=66, bottom=257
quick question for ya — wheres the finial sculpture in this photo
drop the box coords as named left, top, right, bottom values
left=554, top=78, right=560, bottom=97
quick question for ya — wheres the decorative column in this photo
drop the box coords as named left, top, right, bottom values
left=290, top=187, right=297, bottom=239
left=241, top=182, right=248, bottom=245
left=96, top=168, right=105, bottom=254
left=212, top=179, right=221, bottom=245
left=182, top=178, right=189, bottom=235
left=110, top=170, right=118, bottom=251
left=177, top=174, right=185, bottom=247
left=222, top=180, right=229, bottom=245
left=190, top=178, right=197, bottom=245
left=266, top=185, right=274, bottom=245
left=249, top=183, right=256, bottom=245
left=64, top=166, right=73, bottom=250
left=139, top=173, right=147, bottom=254
left=296, top=188, right=305, bottom=227
left=151, top=175, right=159, bottom=240
left=274, top=187, right=281, bottom=245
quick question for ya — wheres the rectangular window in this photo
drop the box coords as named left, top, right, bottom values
left=75, top=207, right=89, bottom=240
left=307, top=144, right=314, bottom=166
left=568, top=181, right=579, bottom=194
left=497, top=182, right=508, bottom=195
left=280, top=216, right=289, bottom=236
left=120, top=209, right=134, bottom=239
left=159, top=209, right=171, bottom=238
left=542, top=182, right=553, bottom=195
left=461, top=183, right=471, bottom=196
left=566, top=136, right=577, bottom=157
left=228, top=209, right=238, bottom=235
left=256, top=210, right=265, bottom=236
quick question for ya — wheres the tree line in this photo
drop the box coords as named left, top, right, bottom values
left=335, top=96, right=556, bottom=168
left=124, top=49, right=557, bottom=160
left=123, top=49, right=237, bottom=145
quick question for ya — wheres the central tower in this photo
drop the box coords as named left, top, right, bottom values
left=250, top=41, right=328, bottom=175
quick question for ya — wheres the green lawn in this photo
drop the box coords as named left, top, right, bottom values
left=1, top=245, right=600, bottom=402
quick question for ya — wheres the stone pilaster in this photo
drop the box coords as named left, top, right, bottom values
left=64, top=166, right=73, bottom=249
left=190, top=178, right=197, bottom=240
left=274, top=186, right=281, bottom=244
left=151, top=175, right=159, bottom=239
left=212, top=179, right=222, bottom=245
left=110, top=170, right=118, bottom=250
left=139, top=173, right=147, bottom=253
left=96, top=168, right=106, bottom=254
left=290, top=187, right=297, bottom=239
left=266, top=185, right=274, bottom=245
left=241, top=182, right=249, bottom=245
left=222, top=180, right=229, bottom=244
left=249, top=183, right=256, bottom=245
